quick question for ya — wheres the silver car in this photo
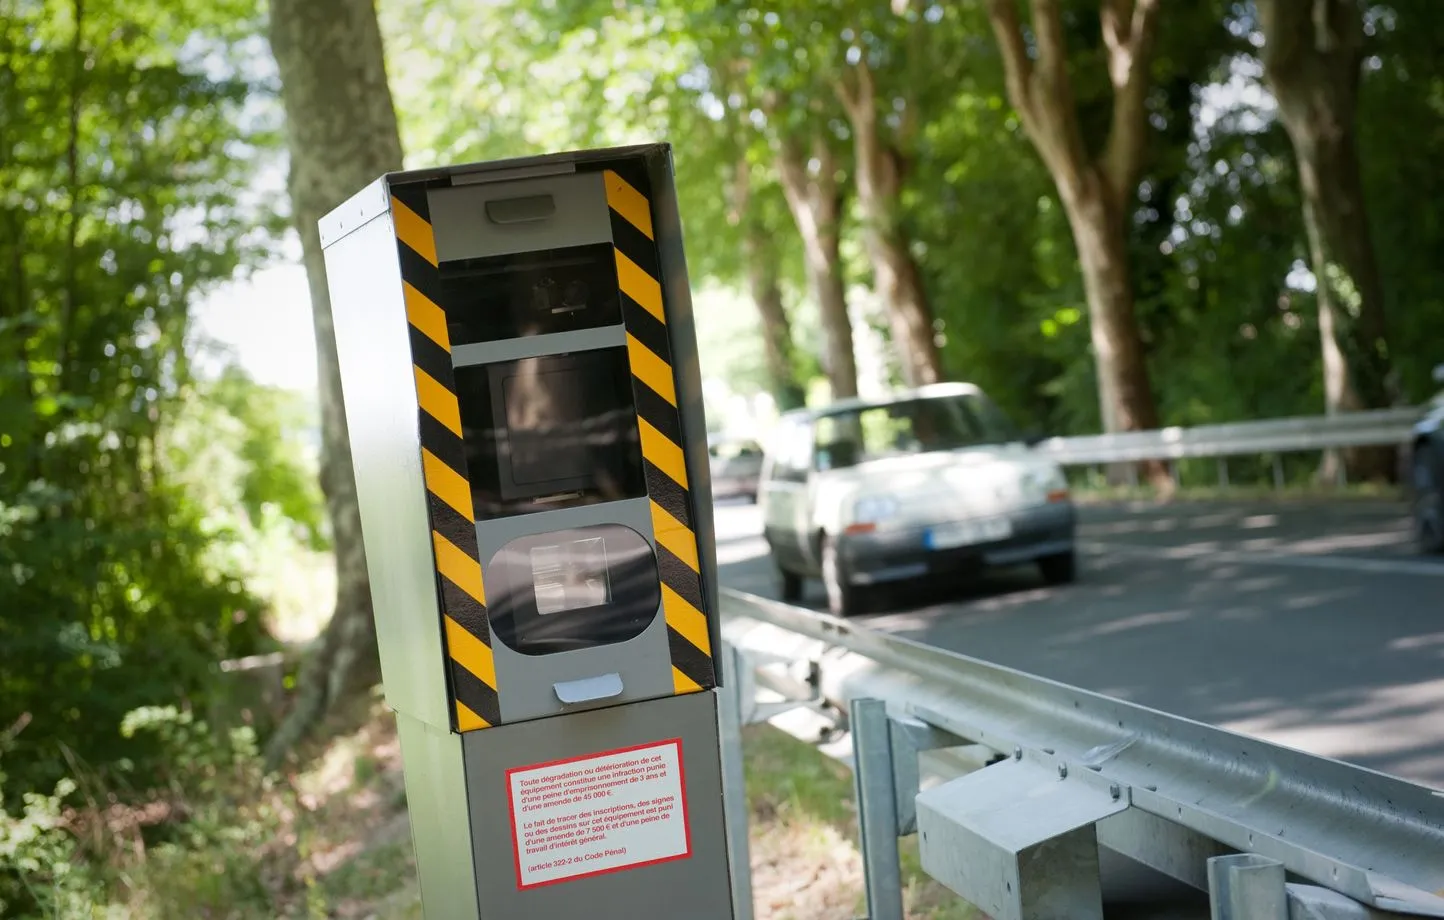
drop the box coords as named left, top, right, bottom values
left=758, top=383, right=1076, bottom=616
left=708, top=437, right=764, bottom=502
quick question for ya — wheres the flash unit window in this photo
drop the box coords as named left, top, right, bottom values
left=530, top=537, right=612, bottom=614
left=485, top=524, right=659, bottom=656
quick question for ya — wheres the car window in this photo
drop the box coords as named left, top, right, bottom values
left=766, top=419, right=812, bottom=482
left=712, top=439, right=763, bottom=461
left=814, top=394, right=1021, bottom=470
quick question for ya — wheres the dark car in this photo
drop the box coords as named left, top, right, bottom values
left=1411, top=363, right=1444, bottom=554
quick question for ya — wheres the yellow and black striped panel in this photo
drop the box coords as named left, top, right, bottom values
left=603, top=167, right=717, bottom=695
left=390, top=182, right=501, bottom=733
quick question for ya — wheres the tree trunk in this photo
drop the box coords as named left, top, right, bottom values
left=1060, top=177, right=1159, bottom=435
left=985, top=0, right=1171, bottom=492
left=727, top=154, right=806, bottom=410
left=836, top=60, right=941, bottom=388
left=775, top=133, right=859, bottom=400
left=1258, top=0, right=1394, bottom=481
left=265, top=0, right=404, bottom=765
left=741, top=222, right=806, bottom=411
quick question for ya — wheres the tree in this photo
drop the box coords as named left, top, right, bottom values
left=0, top=0, right=276, bottom=801
left=1256, top=0, right=1394, bottom=480
left=730, top=154, right=808, bottom=410
left=773, top=121, right=860, bottom=400
left=265, top=0, right=404, bottom=763
left=986, top=0, right=1171, bottom=488
left=832, top=3, right=944, bottom=387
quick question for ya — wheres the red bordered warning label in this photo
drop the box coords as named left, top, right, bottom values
left=507, top=739, right=691, bottom=889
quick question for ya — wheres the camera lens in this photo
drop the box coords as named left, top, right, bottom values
left=562, top=281, right=589, bottom=310
left=531, top=278, right=557, bottom=312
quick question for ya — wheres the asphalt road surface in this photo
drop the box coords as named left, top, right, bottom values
left=715, top=496, right=1444, bottom=791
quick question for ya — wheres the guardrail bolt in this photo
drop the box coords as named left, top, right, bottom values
left=1057, top=764, right=1068, bottom=779
left=1109, top=783, right=1121, bottom=801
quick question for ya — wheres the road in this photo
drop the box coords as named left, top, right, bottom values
left=714, top=496, right=1444, bottom=791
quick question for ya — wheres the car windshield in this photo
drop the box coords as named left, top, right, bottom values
left=812, top=393, right=1021, bottom=471
left=710, top=439, right=762, bottom=461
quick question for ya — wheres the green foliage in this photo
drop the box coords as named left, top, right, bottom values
left=0, top=0, right=296, bottom=804
left=1358, top=0, right=1444, bottom=403
left=0, top=706, right=298, bottom=918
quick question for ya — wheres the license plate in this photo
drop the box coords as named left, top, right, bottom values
left=926, top=517, right=1013, bottom=550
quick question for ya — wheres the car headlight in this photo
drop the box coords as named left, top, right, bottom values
left=851, top=495, right=900, bottom=526
left=1023, top=466, right=1069, bottom=503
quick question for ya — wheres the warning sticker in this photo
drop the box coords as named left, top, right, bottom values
left=507, top=739, right=691, bottom=889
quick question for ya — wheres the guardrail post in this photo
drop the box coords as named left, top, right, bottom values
left=1208, top=854, right=1287, bottom=920
left=851, top=698, right=905, bottom=920
left=718, top=643, right=755, bottom=920
left=1272, top=454, right=1285, bottom=490
left=1218, top=458, right=1229, bottom=488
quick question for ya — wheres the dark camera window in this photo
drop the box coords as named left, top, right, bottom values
left=485, top=524, right=660, bottom=656
left=452, top=348, right=647, bottom=519
left=438, top=242, right=622, bottom=344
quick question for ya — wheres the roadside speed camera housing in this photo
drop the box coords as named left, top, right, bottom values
left=320, top=145, right=733, bottom=920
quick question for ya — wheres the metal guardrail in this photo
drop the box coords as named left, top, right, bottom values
left=1034, top=407, right=1422, bottom=468
left=717, top=587, right=1444, bottom=920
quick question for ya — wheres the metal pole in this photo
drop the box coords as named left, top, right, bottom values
left=717, top=644, right=755, bottom=920
left=1208, top=854, right=1287, bottom=920
left=851, top=698, right=905, bottom=920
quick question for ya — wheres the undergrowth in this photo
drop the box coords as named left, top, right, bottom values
left=3, top=706, right=980, bottom=918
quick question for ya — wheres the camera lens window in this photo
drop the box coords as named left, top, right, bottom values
left=452, top=348, right=647, bottom=519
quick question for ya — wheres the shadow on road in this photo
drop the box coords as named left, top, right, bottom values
left=715, top=498, right=1444, bottom=790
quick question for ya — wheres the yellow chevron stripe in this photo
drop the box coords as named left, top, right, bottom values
left=422, top=448, right=474, bottom=521
left=604, top=170, right=654, bottom=240
left=638, top=418, right=688, bottom=489
left=626, top=333, right=677, bottom=406
left=614, top=249, right=665, bottom=324
left=456, top=700, right=490, bottom=731
left=661, top=583, right=711, bottom=655
left=404, top=281, right=450, bottom=351
left=445, top=615, right=496, bottom=688
left=432, top=531, right=485, bottom=606
left=391, top=195, right=438, bottom=267
left=672, top=666, right=702, bottom=694
left=650, top=500, right=699, bottom=572
left=415, top=367, right=462, bottom=437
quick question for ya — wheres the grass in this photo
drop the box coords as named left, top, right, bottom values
left=7, top=704, right=984, bottom=918
left=743, top=723, right=983, bottom=920
left=1070, top=480, right=1405, bottom=505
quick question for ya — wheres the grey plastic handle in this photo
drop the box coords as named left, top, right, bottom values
left=553, top=673, right=624, bottom=705
left=484, top=194, right=556, bottom=225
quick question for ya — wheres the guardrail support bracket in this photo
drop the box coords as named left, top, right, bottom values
left=914, top=756, right=1128, bottom=920
left=1207, top=853, right=1287, bottom=920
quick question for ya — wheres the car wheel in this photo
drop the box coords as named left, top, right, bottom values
left=821, top=536, right=862, bottom=617
left=1038, top=550, right=1077, bottom=586
left=1414, top=444, right=1444, bottom=555
left=776, top=564, right=804, bottom=603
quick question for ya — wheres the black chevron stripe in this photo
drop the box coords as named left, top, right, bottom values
left=449, top=659, right=500, bottom=725
left=667, top=625, right=713, bottom=689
